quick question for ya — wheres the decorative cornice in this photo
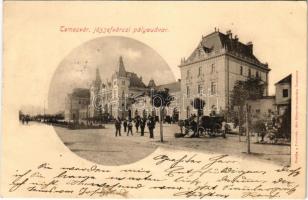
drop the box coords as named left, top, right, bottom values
left=178, top=52, right=270, bottom=72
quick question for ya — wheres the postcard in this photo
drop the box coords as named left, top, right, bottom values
left=1, top=1, right=307, bottom=198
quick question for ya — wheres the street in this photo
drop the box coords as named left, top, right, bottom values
left=54, top=123, right=291, bottom=166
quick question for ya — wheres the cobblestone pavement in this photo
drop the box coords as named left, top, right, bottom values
left=54, top=123, right=291, bottom=166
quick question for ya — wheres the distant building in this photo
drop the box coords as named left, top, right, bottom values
left=64, top=88, right=90, bottom=122
left=247, top=96, right=276, bottom=121
left=131, top=79, right=181, bottom=121
left=246, top=74, right=292, bottom=121
left=275, top=74, right=292, bottom=115
left=178, top=29, right=270, bottom=118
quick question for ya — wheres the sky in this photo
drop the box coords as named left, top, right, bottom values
left=47, top=36, right=175, bottom=113
left=7, top=2, right=306, bottom=115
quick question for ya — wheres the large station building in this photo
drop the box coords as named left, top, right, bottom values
left=178, top=29, right=271, bottom=118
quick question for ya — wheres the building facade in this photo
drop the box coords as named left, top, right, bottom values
left=275, top=74, right=292, bottom=115
left=247, top=96, right=276, bottom=121
left=178, top=29, right=271, bottom=118
left=89, top=56, right=181, bottom=120
left=64, top=88, right=90, bottom=122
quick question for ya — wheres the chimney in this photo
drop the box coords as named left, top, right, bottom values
left=139, top=76, right=142, bottom=81
left=234, top=35, right=239, bottom=42
left=247, top=41, right=253, bottom=54
left=226, top=30, right=232, bottom=39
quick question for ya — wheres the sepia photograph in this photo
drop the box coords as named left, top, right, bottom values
left=2, top=1, right=306, bottom=199
left=19, top=29, right=292, bottom=166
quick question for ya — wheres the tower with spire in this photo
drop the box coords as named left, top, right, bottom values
left=89, top=67, right=103, bottom=118
left=118, top=56, right=127, bottom=77
left=94, top=67, right=102, bottom=92
left=111, top=56, right=131, bottom=118
left=89, top=55, right=149, bottom=119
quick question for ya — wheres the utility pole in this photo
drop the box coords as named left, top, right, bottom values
left=238, top=107, right=241, bottom=142
left=246, top=104, right=250, bottom=154
left=160, top=106, right=163, bottom=142
left=43, top=100, right=46, bottom=123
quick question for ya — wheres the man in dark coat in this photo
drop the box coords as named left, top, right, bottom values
left=115, top=117, right=121, bottom=137
left=140, top=118, right=146, bottom=136
left=135, top=116, right=140, bottom=133
left=127, top=120, right=133, bottom=136
left=147, top=116, right=155, bottom=138
left=123, top=119, right=128, bottom=132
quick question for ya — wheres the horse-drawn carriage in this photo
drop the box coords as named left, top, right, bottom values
left=176, top=115, right=226, bottom=138
left=198, top=116, right=226, bottom=137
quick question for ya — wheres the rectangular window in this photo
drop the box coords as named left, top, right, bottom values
left=283, top=89, right=288, bottom=97
left=211, top=82, right=216, bottom=95
left=186, top=86, right=190, bottom=97
left=198, top=67, right=202, bottom=76
left=256, top=71, right=259, bottom=78
left=240, top=66, right=243, bottom=75
left=256, top=109, right=260, bottom=113
left=211, top=64, right=215, bottom=73
left=248, top=69, right=251, bottom=77
left=198, top=84, right=203, bottom=94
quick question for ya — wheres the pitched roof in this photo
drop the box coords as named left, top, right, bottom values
left=127, top=72, right=146, bottom=88
left=114, top=56, right=147, bottom=88
left=185, top=30, right=264, bottom=66
left=118, top=56, right=127, bottom=77
left=156, top=81, right=181, bottom=93
left=148, top=79, right=156, bottom=88
left=275, top=74, right=292, bottom=85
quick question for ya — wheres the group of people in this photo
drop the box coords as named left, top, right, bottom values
left=20, top=116, right=30, bottom=124
left=114, top=116, right=156, bottom=138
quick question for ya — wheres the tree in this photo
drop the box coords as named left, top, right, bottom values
left=150, top=88, right=172, bottom=142
left=230, top=77, right=265, bottom=153
left=191, top=98, right=205, bottom=136
left=231, top=77, right=265, bottom=132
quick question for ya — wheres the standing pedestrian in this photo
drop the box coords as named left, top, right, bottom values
left=127, top=120, right=133, bottom=136
left=147, top=116, right=155, bottom=139
left=123, top=118, right=127, bottom=132
left=115, top=118, right=121, bottom=137
left=135, top=116, right=140, bottom=133
left=140, top=118, right=146, bottom=136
